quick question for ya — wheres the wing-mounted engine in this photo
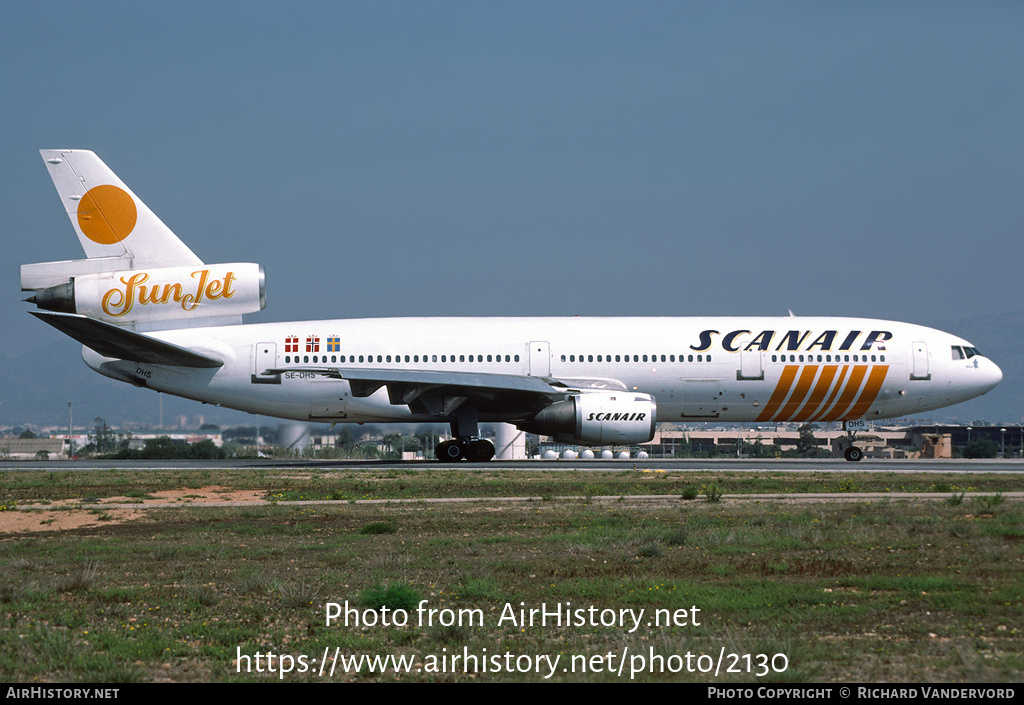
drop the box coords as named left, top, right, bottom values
left=23, top=262, right=265, bottom=326
left=520, top=391, right=657, bottom=445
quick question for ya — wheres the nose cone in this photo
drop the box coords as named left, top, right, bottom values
left=981, top=359, right=1003, bottom=394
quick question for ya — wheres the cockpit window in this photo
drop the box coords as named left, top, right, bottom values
left=964, top=346, right=981, bottom=358
left=951, top=346, right=965, bottom=360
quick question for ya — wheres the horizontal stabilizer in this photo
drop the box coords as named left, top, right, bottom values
left=30, top=310, right=223, bottom=368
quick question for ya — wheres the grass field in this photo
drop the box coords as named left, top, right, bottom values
left=1, top=468, right=1021, bottom=682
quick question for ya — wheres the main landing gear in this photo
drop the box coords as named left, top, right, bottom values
left=435, top=438, right=495, bottom=462
left=433, top=400, right=495, bottom=462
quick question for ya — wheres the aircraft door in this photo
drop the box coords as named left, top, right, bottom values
left=529, top=341, right=550, bottom=377
left=738, top=349, right=764, bottom=380
left=910, top=341, right=930, bottom=380
left=252, top=342, right=281, bottom=384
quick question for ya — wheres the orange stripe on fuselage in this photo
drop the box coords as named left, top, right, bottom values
left=843, top=365, right=889, bottom=420
left=821, top=365, right=868, bottom=422
left=791, top=365, right=839, bottom=422
left=807, top=365, right=849, bottom=422
left=756, top=365, right=798, bottom=422
left=773, top=365, right=819, bottom=422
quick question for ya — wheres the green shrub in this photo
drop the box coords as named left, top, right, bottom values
left=359, top=521, right=397, bottom=535
left=359, top=582, right=422, bottom=612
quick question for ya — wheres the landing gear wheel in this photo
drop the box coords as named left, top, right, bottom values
left=435, top=439, right=494, bottom=462
left=467, top=439, right=495, bottom=462
left=844, top=446, right=863, bottom=462
left=435, top=441, right=464, bottom=462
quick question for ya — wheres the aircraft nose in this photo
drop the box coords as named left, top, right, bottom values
left=984, top=359, right=1004, bottom=392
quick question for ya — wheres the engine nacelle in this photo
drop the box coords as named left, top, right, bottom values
left=524, top=391, right=657, bottom=445
left=28, top=263, right=265, bottom=324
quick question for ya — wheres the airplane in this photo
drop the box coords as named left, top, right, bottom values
left=22, top=149, right=1003, bottom=462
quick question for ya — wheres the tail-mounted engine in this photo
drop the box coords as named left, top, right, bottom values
left=24, top=262, right=265, bottom=324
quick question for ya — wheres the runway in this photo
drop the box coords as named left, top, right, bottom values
left=2, top=457, right=1022, bottom=473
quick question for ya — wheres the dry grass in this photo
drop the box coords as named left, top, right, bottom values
left=0, top=469, right=1021, bottom=682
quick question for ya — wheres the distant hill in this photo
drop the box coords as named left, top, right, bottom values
left=2, top=312, right=1020, bottom=429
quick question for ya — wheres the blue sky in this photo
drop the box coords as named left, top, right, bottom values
left=4, top=2, right=1023, bottom=357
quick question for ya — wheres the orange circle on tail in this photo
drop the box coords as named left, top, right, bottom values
left=77, top=185, right=138, bottom=245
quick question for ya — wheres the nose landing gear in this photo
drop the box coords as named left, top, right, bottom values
left=843, top=445, right=864, bottom=462
left=839, top=421, right=864, bottom=462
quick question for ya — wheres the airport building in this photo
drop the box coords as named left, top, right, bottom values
left=648, top=424, right=1023, bottom=459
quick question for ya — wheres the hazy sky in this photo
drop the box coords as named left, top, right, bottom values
left=4, top=2, right=1023, bottom=357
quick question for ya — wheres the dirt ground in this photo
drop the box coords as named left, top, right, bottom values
left=0, top=486, right=266, bottom=534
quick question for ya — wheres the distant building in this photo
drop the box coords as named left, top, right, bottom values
left=0, top=437, right=67, bottom=460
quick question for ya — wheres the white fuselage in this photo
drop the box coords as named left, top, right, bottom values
left=82, top=316, right=1002, bottom=427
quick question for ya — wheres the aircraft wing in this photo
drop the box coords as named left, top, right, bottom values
left=29, top=310, right=224, bottom=368
left=264, top=366, right=561, bottom=398
left=260, top=366, right=627, bottom=419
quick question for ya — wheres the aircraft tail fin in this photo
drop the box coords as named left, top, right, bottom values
left=39, top=149, right=202, bottom=268
left=24, top=150, right=265, bottom=330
